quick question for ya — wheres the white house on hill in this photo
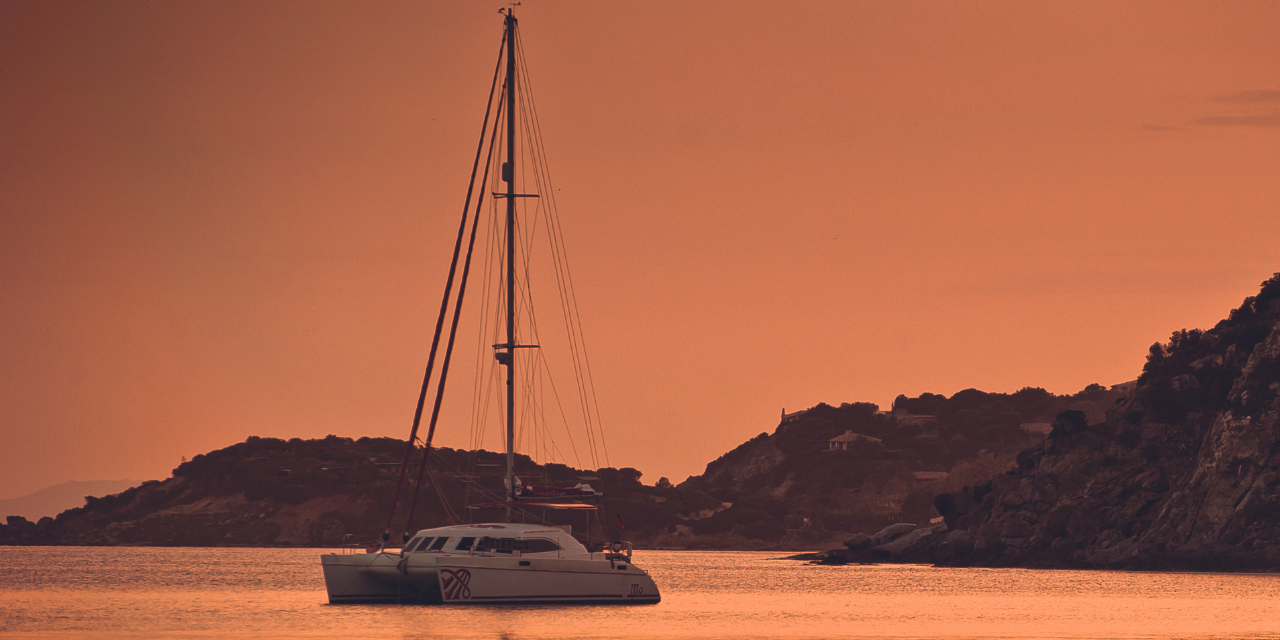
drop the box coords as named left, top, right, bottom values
left=827, top=430, right=883, bottom=451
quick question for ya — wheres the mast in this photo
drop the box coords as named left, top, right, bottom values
left=503, top=8, right=518, bottom=523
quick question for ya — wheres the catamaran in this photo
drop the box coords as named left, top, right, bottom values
left=320, top=9, right=661, bottom=605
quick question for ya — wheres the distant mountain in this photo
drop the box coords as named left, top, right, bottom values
left=0, top=480, right=140, bottom=521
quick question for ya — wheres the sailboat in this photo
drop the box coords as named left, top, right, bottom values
left=320, top=9, right=661, bottom=605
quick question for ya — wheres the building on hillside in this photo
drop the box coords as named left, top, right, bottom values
left=827, top=430, right=882, bottom=451
left=1110, top=381, right=1137, bottom=394
left=781, top=407, right=810, bottom=424
left=1020, top=422, right=1053, bottom=435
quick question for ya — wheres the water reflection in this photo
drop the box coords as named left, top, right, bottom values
left=2, top=547, right=1279, bottom=639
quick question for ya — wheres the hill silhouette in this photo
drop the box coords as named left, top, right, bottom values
left=672, top=385, right=1124, bottom=545
left=1, top=388, right=1118, bottom=549
left=8, top=273, right=1278, bottom=561
left=922, top=272, right=1280, bottom=570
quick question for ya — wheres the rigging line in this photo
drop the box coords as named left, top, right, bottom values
left=516, top=362, right=536, bottom=463
left=512, top=37, right=606, bottom=465
left=511, top=67, right=600, bottom=469
left=506, top=154, right=563, bottom=467
left=532, top=145, right=604, bottom=468
left=504, top=148, right=586, bottom=471
left=506, top=193, right=585, bottom=471
left=535, top=361, right=548, bottom=466
left=511, top=108, right=544, bottom=363
left=384, top=26, right=507, bottom=540
left=475, top=362, right=501, bottom=460
left=507, top=175, right=586, bottom=470
left=512, top=73, right=599, bottom=469
left=514, top=314, right=545, bottom=457
left=474, top=362, right=499, bottom=453
left=540, top=204, right=600, bottom=469
left=466, top=170, right=494, bottom=440
left=470, top=190, right=504, bottom=452
left=465, top=139, right=506, bottom=495
left=525, top=347, right=566, bottom=469
left=517, top=37, right=611, bottom=467
left=426, top=467, right=460, bottom=525
left=536, top=349, right=582, bottom=468
left=535, top=342, right=586, bottom=469
left=402, top=82, right=504, bottom=539
left=469, top=89, right=507, bottom=452
left=523, top=358, right=548, bottom=467
left=470, top=106, right=510, bottom=454
left=531, top=351, right=575, bottom=468
left=518, top=337, right=552, bottom=466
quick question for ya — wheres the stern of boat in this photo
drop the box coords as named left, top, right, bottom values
left=321, top=552, right=441, bottom=604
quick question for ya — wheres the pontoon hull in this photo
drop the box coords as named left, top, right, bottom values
left=321, top=552, right=660, bottom=605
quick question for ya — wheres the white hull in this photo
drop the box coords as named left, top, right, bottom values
left=322, top=552, right=659, bottom=604
left=321, top=524, right=660, bottom=605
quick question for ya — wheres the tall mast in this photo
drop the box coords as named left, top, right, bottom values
left=503, top=8, right=518, bottom=523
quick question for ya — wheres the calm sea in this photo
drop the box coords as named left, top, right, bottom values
left=2, top=546, right=1280, bottom=639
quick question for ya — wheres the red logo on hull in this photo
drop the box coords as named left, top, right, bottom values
left=440, top=568, right=472, bottom=600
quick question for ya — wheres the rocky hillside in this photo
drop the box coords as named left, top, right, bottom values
left=0, top=437, right=718, bottom=548
left=927, top=273, right=1280, bottom=570
left=812, top=273, right=1280, bottom=570
left=671, top=385, right=1125, bottom=548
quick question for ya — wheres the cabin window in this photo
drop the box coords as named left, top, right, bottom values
left=411, top=537, right=433, bottom=552
left=470, top=537, right=560, bottom=554
left=428, top=537, right=449, bottom=552
left=455, top=537, right=476, bottom=551
left=476, top=537, right=528, bottom=553
left=404, top=536, right=426, bottom=552
left=524, top=538, right=561, bottom=553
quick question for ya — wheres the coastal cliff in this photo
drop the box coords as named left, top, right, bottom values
left=806, top=273, right=1280, bottom=570
left=925, top=273, right=1280, bottom=570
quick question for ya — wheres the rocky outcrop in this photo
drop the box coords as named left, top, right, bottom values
left=927, top=273, right=1280, bottom=571
left=870, top=522, right=918, bottom=545
left=818, top=521, right=942, bottom=564
left=799, top=274, right=1280, bottom=571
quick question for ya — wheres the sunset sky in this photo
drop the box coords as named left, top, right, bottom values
left=2, top=1, right=1278, bottom=499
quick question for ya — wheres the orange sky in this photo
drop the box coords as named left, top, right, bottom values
left=2, top=1, right=1278, bottom=498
